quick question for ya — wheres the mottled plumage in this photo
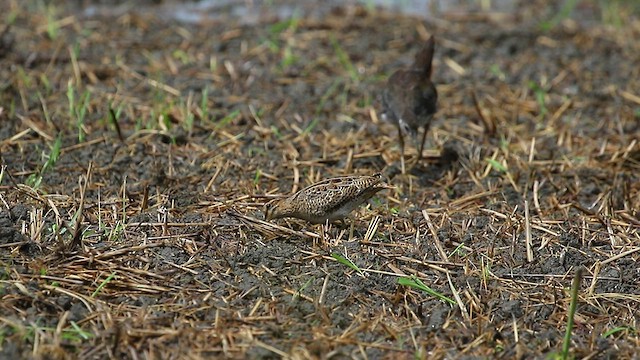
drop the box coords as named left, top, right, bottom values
left=265, top=173, right=392, bottom=224
left=382, top=36, right=438, bottom=173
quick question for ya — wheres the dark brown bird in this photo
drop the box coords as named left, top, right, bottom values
left=382, top=36, right=438, bottom=174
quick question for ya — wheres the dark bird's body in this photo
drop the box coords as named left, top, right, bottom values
left=265, top=173, right=392, bottom=224
left=382, top=36, right=438, bottom=173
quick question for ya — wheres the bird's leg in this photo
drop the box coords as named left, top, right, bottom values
left=413, top=121, right=432, bottom=167
left=417, top=126, right=428, bottom=161
left=414, top=126, right=427, bottom=165
left=319, top=220, right=332, bottom=247
left=398, top=126, right=406, bottom=175
left=333, top=218, right=347, bottom=229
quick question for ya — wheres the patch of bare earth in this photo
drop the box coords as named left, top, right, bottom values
left=0, top=1, right=639, bottom=358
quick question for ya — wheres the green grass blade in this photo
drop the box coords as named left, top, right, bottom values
left=561, top=267, right=584, bottom=360
left=91, top=272, right=116, bottom=297
left=331, top=253, right=364, bottom=276
left=398, top=276, right=456, bottom=305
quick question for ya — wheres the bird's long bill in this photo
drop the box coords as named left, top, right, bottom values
left=380, top=182, right=396, bottom=190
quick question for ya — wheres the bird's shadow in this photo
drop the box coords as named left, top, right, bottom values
left=410, top=141, right=460, bottom=186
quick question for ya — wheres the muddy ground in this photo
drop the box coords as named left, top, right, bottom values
left=0, top=0, right=639, bottom=359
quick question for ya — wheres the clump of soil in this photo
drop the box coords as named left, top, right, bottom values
left=0, top=0, right=639, bottom=358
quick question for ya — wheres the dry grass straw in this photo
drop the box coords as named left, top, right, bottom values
left=0, top=0, right=639, bottom=358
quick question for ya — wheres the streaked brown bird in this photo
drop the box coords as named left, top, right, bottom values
left=382, top=36, right=438, bottom=174
left=265, top=173, right=392, bottom=224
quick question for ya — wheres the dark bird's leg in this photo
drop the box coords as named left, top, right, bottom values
left=415, top=119, right=432, bottom=166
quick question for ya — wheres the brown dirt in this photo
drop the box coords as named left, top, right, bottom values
left=1, top=0, right=639, bottom=359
